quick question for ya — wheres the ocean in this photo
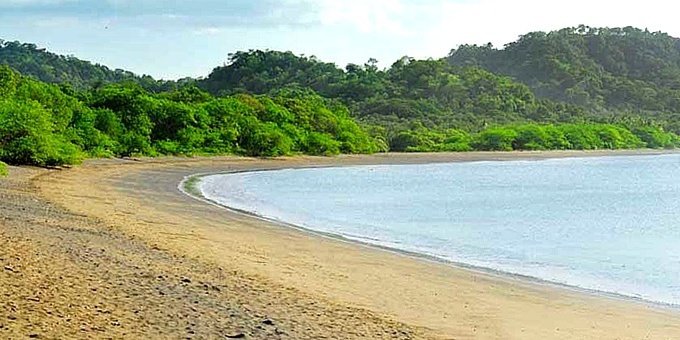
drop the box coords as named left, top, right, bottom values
left=198, top=154, right=680, bottom=306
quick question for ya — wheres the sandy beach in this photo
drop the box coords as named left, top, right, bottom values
left=3, top=150, right=680, bottom=339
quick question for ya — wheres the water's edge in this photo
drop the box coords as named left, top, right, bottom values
left=178, top=160, right=680, bottom=312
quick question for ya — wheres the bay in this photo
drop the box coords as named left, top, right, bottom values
left=199, top=154, right=680, bottom=306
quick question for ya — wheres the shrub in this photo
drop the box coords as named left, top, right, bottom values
left=440, top=129, right=473, bottom=151
left=304, top=132, right=341, bottom=155
left=559, top=124, right=601, bottom=149
left=0, top=99, right=83, bottom=166
left=389, top=131, right=424, bottom=152
left=240, top=121, right=293, bottom=157
left=512, top=125, right=549, bottom=150
left=473, top=127, right=518, bottom=151
left=0, top=161, right=7, bottom=177
left=632, top=126, right=676, bottom=148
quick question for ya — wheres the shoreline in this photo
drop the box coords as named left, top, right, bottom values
left=33, top=150, right=680, bottom=339
left=181, top=151, right=680, bottom=313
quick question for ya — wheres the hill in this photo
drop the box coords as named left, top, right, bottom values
left=198, top=50, right=586, bottom=130
left=1, top=29, right=679, bottom=167
left=197, top=47, right=680, bottom=150
left=0, top=65, right=382, bottom=166
left=447, top=26, right=680, bottom=132
left=0, top=40, right=177, bottom=91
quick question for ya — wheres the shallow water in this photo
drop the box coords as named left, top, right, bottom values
left=199, top=154, right=680, bottom=305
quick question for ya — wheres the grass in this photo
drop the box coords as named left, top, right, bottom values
left=182, top=175, right=202, bottom=197
left=0, top=161, right=8, bottom=177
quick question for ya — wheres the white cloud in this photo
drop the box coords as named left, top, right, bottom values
left=281, top=0, right=680, bottom=70
left=432, top=0, right=679, bottom=45
left=362, top=0, right=680, bottom=60
left=316, top=0, right=410, bottom=34
left=4, top=0, right=680, bottom=78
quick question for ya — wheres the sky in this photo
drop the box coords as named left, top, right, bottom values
left=1, top=0, right=679, bottom=80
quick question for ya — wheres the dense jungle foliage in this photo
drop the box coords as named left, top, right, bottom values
left=447, top=26, right=680, bottom=132
left=0, top=40, right=179, bottom=91
left=0, top=66, right=380, bottom=166
left=1, top=26, right=679, bottom=167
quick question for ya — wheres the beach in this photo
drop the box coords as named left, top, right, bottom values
left=3, top=150, right=680, bottom=339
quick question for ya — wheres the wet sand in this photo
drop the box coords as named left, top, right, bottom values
left=3, top=150, right=680, bottom=338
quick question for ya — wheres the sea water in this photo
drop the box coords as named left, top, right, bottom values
left=198, top=154, right=680, bottom=306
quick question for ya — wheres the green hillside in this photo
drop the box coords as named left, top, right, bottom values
left=198, top=47, right=678, bottom=151
left=0, top=65, right=380, bottom=166
left=1, top=27, right=680, bottom=167
left=447, top=26, right=680, bottom=132
left=0, top=40, right=177, bottom=91
left=199, top=51, right=588, bottom=130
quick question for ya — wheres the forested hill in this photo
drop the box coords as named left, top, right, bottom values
left=198, top=50, right=587, bottom=131
left=0, top=40, right=176, bottom=91
left=447, top=26, right=680, bottom=126
left=174, top=33, right=680, bottom=151
left=2, top=28, right=680, bottom=170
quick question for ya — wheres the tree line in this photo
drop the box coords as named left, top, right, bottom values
left=2, top=26, right=680, bottom=167
left=0, top=66, right=380, bottom=166
left=1, top=64, right=677, bottom=168
left=391, top=123, right=677, bottom=152
left=197, top=48, right=680, bottom=150
left=448, top=26, right=680, bottom=133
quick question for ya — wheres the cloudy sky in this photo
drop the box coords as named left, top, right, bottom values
left=2, top=0, right=678, bottom=79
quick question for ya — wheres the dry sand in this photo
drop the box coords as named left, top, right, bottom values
left=3, top=150, right=680, bottom=339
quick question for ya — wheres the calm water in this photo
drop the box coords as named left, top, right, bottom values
left=199, top=154, right=680, bottom=305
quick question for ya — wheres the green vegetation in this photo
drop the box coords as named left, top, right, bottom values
left=0, top=161, right=7, bottom=177
left=0, top=40, right=180, bottom=91
left=0, top=65, right=380, bottom=167
left=198, top=48, right=679, bottom=151
left=387, top=123, right=677, bottom=152
left=182, top=175, right=203, bottom=197
left=200, top=51, right=569, bottom=132
left=2, top=26, right=680, bottom=168
left=447, top=26, right=680, bottom=133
